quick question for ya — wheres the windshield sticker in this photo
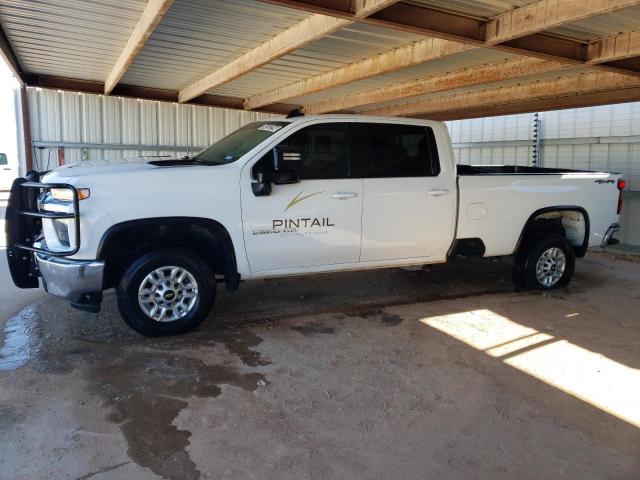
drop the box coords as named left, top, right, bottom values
left=258, top=124, right=283, bottom=133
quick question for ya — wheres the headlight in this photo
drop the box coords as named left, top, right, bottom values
left=50, top=187, right=90, bottom=201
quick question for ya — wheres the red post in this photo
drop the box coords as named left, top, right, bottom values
left=19, top=85, right=33, bottom=172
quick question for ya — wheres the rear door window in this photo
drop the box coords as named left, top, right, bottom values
left=350, top=123, right=440, bottom=178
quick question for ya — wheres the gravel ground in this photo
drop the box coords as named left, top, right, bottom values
left=0, top=251, right=638, bottom=480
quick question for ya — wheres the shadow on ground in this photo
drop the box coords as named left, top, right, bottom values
left=0, top=254, right=638, bottom=479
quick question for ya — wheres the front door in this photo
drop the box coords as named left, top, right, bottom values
left=241, top=122, right=363, bottom=273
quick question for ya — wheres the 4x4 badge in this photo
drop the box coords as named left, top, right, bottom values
left=284, top=190, right=324, bottom=211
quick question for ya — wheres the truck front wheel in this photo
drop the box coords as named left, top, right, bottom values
left=116, top=249, right=216, bottom=336
left=513, top=234, right=576, bottom=289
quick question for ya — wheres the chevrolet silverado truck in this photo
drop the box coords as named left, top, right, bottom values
left=5, top=115, right=625, bottom=336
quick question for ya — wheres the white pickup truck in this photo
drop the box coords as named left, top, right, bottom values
left=6, top=115, right=625, bottom=336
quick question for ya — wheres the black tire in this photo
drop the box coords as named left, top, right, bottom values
left=513, top=233, right=576, bottom=290
left=116, top=249, right=215, bottom=336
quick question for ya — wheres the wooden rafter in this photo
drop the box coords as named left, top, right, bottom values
left=105, top=0, right=174, bottom=95
left=423, top=86, right=640, bottom=120
left=178, top=0, right=401, bottom=103
left=351, top=0, right=402, bottom=17
left=243, top=38, right=471, bottom=110
left=302, top=57, right=571, bottom=114
left=178, top=14, right=351, bottom=103
left=0, top=21, right=24, bottom=85
left=252, top=0, right=640, bottom=77
left=363, top=71, right=640, bottom=117
left=588, top=31, right=640, bottom=64
left=249, top=27, right=640, bottom=112
left=25, top=74, right=295, bottom=114
left=485, top=0, right=640, bottom=45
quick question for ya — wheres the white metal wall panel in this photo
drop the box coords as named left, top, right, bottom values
left=28, top=87, right=275, bottom=167
left=447, top=113, right=535, bottom=143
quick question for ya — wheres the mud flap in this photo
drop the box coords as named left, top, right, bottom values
left=5, top=177, right=39, bottom=288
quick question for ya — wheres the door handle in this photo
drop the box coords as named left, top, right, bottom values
left=427, top=189, right=450, bottom=197
left=332, top=192, right=358, bottom=200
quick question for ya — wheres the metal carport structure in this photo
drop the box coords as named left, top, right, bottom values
left=1, top=0, right=640, bottom=172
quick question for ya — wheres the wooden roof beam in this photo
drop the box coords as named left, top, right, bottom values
left=178, top=14, right=351, bottom=103
left=302, top=57, right=571, bottom=115
left=104, top=0, right=174, bottom=95
left=247, top=24, right=640, bottom=112
left=485, top=0, right=640, bottom=45
left=25, top=74, right=295, bottom=114
left=243, top=37, right=472, bottom=110
left=178, top=1, right=400, bottom=103
left=422, top=86, right=640, bottom=120
left=363, top=71, right=640, bottom=117
left=254, top=0, right=640, bottom=77
left=302, top=27, right=640, bottom=115
left=589, top=31, right=640, bottom=63
left=0, top=21, right=24, bottom=85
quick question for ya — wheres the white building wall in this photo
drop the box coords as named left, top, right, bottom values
left=27, top=88, right=276, bottom=169
left=23, top=88, right=640, bottom=246
left=447, top=103, right=640, bottom=247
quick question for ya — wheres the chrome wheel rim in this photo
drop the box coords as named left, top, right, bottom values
left=138, top=266, right=199, bottom=322
left=535, top=247, right=566, bottom=287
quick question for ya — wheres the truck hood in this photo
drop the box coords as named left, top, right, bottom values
left=42, top=156, right=198, bottom=179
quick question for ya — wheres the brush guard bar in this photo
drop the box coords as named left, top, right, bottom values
left=5, top=174, right=81, bottom=288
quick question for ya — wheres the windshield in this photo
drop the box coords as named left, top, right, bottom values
left=193, top=121, right=288, bottom=165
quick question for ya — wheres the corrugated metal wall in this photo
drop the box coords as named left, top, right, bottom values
left=25, top=88, right=639, bottom=246
left=27, top=87, right=275, bottom=169
left=447, top=103, right=640, bottom=247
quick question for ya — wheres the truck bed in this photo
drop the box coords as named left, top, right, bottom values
left=455, top=166, right=622, bottom=258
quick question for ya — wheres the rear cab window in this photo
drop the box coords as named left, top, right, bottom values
left=350, top=123, right=440, bottom=178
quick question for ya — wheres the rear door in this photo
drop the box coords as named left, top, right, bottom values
left=352, top=122, right=456, bottom=262
left=241, top=122, right=363, bottom=272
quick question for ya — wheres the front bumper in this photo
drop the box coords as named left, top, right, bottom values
left=35, top=252, right=104, bottom=302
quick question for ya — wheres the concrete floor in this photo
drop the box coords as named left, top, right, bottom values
left=0, top=250, right=638, bottom=480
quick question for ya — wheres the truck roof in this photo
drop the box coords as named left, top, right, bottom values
left=278, top=113, right=444, bottom=128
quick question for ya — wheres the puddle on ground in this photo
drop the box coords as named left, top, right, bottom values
left=0, top=261, right=522, bottom=479
left=93, top=351, right=266, bottom=480
left=291, top=321, right=336, bottom=335
left=0, top=300, right=271, bottom=480
left=209, top=328, right=271, bottom=367
left=0, top=306, right=43, bottom=371
left=356, top=309, right=404, bottom=327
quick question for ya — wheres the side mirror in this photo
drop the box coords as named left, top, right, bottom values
left=271, top=145, right=302, bottom=184
left=252, top=145, right=302, bottom=196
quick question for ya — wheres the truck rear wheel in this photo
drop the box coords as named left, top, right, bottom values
left=116, top=249, right=215, bottom=336
left=513, top=234, right=575, bottom=290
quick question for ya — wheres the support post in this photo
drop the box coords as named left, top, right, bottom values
left=19, top=86, right=33, bottom=172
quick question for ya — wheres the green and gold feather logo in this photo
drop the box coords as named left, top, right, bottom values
left=284, top=190, right=324, bottom=212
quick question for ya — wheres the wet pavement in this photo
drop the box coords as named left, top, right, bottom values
left=0, top=252, right=639, bottom=479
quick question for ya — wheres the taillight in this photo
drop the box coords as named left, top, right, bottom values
left=617, top=179, right=625, bottom=214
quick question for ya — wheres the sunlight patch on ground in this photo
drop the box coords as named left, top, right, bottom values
left=422, top=309, right=640, bottom=428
